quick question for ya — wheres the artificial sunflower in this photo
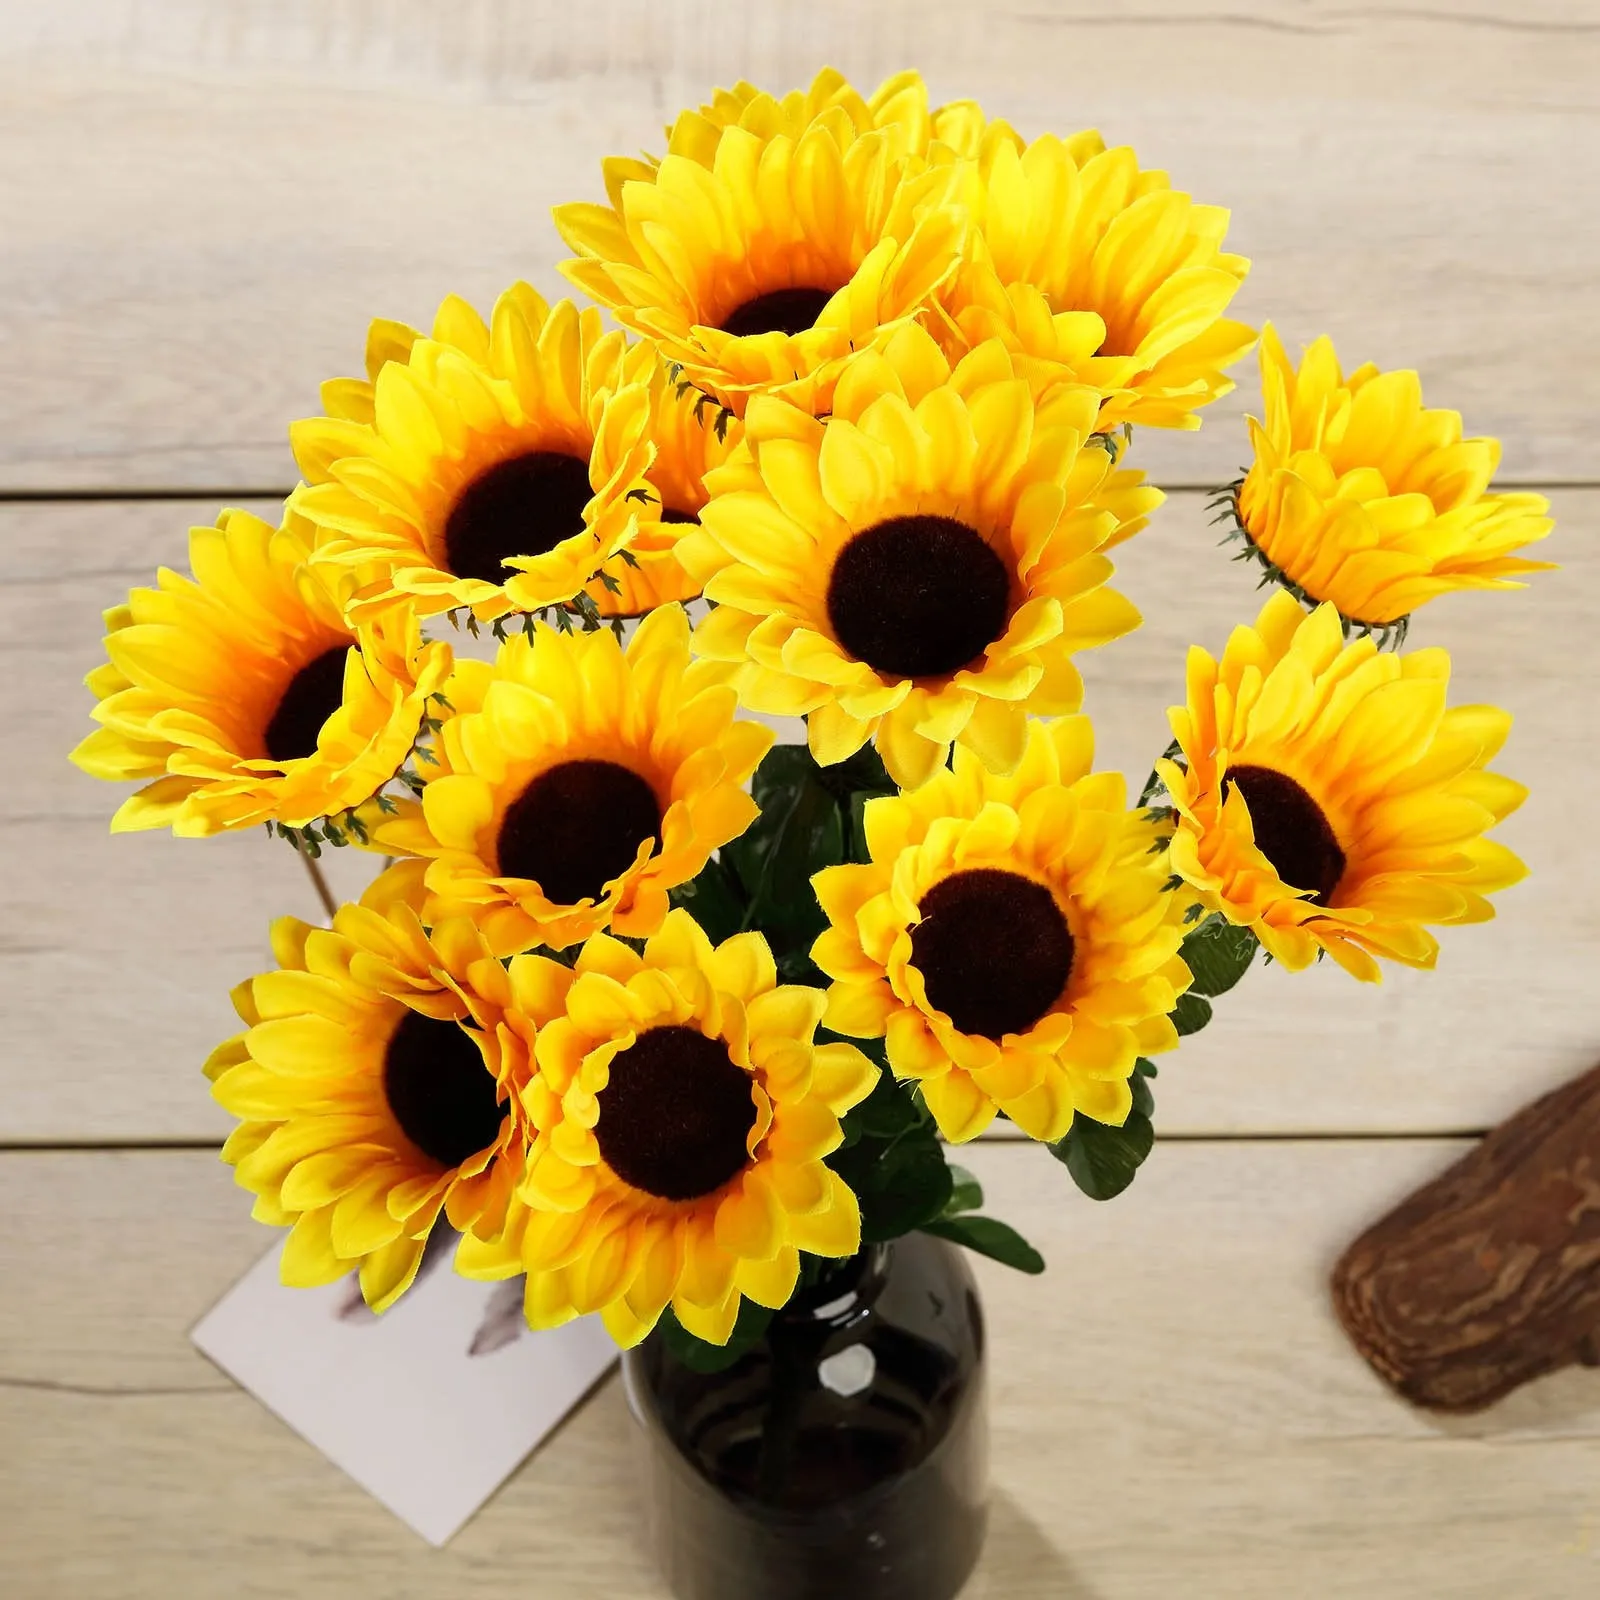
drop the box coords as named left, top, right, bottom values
left=289, top=284, right=656, bottom=624
left=934, top=130, right=1254, bottom=431
left=455, top=910, right=878, bottom=1347
left=677, top=68, right=1019, bottom=169
left=811, top=717, right=1192, bottom=1144
left=674, top=66, right=925, bottom=155
left=553, top=86, right=967, bottom=417
left=70, top=508, right=451, bottom=836
left=366, top=605, right=772, bottom=955
left=1159, top=591, right=1528, bottom=981
left=206, top=865, right=531, bottom=1312
left=682, top=323, right=1157, bottom=789
left=1228, top=325, right=1555, bottom=630
left=581, top=358, right=740, bottom=615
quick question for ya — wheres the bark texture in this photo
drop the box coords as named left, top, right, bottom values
left=1331, top=1064, right=1600, bottom=1413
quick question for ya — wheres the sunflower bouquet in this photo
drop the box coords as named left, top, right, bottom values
left=73, top=69, right=1551, bottom=1362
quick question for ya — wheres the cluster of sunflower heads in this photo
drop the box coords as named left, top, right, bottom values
left=73, top=68, right=1546, bottom=1348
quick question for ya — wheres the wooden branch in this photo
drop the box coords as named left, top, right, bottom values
left=1331, top=1064, right=1600, bottom=1413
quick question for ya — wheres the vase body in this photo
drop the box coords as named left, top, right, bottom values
left=621, top=1233, right=987, bottom=1600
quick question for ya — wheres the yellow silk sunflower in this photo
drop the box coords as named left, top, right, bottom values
left=70, top=508, right=451, bottom=836
left=682, top=324, right=1156, bottom=789
left=673, top=67, right=928, bottom=156
left=935, top=130, right=1254, bottom=431
left=1228, top=325, right=1555, bottom=630
left=676, top=68, right=1018, bottom=168
left=366, top=605, right=773, bottom=956
left=455, top=910, right=878, bottom=1347
left=582, top=357, right=740, bottom=615
left=553, top=89, right=967, bottom=418
left=812, top=717, right=1192, bottom=1145
left=290, top=283, right=656, bottom=624
left=1159, top=591, right=1528, bottom=981
left=206, top=865, right=531, bottom=1312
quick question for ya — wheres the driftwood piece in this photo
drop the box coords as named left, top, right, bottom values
left=1331, top=1064, right=1600, bottom=1413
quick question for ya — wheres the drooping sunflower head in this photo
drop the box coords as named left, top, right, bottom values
left=367, top=605, right=773, bottom=955
left=812, top=716, right=1193, bottom=1144
left=454, top=909, right=879, bottom=1348
left=934, top=130, right=1255, bottom=431
left=1160, top=590, right=1528, bottom=981
left=1232, top=325, right=1555, bottom=629
left=554, top=87, right=968, bottom=417
left=582, top=355, right=741, bottom=616
left=71, top=507, right=451, bottom=836
left=207, top=865, right=532, bottom=1312
left=684, top=323, right=1157, bottom=789
left=290, top=284, right=657, bottom=623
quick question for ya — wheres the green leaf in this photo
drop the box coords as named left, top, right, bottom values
left=1050, top=1111, right=1155, bottom=1202
left=1180, top=914, right=1259, bottom=997
left=829, top=1118, right=952, bottom=1243
left=1170, top=991, right=1213, bottom=1036
left=657, top=1299, right=773, bottom=1373
left=816, top=742, right=897, bottom=802
left=846, top=791, right=876, bottom=864
left=668, top=855, right=747, bottom=946
left=942, top=1164, right=984, bottom=1216
left=721, top=746, right=844, bottom=962
left=749, top=743, right=825, bottom=809
left=1129, top=1065, right=1156, bottom=1120
left=833, top=1052, right=914, bottom=1146
left=922, top=1214, right=1045, bottom=1275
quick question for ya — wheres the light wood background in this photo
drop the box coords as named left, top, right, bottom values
left=3, top=3, right=1597, bottom=1596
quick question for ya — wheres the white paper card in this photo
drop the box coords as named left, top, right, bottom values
left=192, top=1237, right=617, bottom=1546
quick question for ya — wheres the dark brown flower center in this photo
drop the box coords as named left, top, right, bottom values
left=659, top=506, right=700, bottom=525
left=910, top=868, right=1075, bottom=1041
left=383, top=1009, right=506, bottom=1170
left=595, top=1025, right=757, bottom=1201
left=1226, top=764, right=1346, bottom=906
left=263, top=645, right=350, bottom=764
left=826, top=515, right=1011, bottom=680
left=719, top=286, right=836, bottom=339
left=443, top=450, right=593, bottom=583
left=496, top=759, right=662, bottom=905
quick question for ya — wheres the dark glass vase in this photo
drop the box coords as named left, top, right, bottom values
left=621, top=1233, right=988, bottom=1600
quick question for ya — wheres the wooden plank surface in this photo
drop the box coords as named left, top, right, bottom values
left=14, top=490, right=1594, bottom=1144
left=5, top=9, right=1595, bottom=1594
left=3, top=1140, right=1597, bottom=1600
left=1, top=0, right=1596, bottom=492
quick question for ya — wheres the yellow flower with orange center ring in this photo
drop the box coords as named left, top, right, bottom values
left=366, top=605, right=773, bottom=956
left=933, top=129, right=1255, bottom=431
left=70, top=507, right=451, bottom=836
left=680, top=323, right=1157, bottom=790
left=581, top=357, right=741, bottom=616
left=1230, top=325, right=1554, bottom=630
left=289, top=283, right=657, bottom=624
left=206, top=865, right=532, bottom=1313
left=811, top=717, right=1193, bottom=1145
left=553, top=88, right=968, bottom=418
left=454, top=909, right=879, bottom=1348
left=1159, top=591, right=1529, bottom=981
